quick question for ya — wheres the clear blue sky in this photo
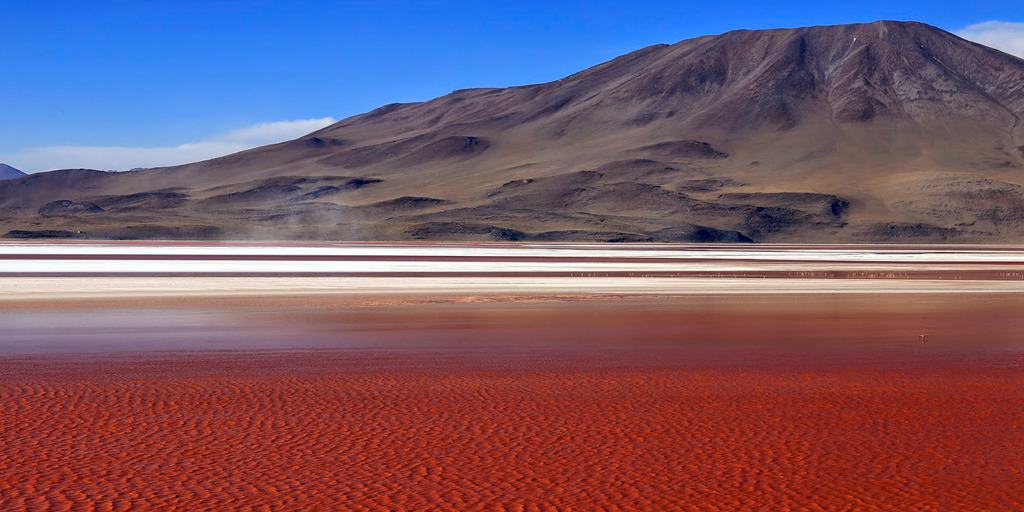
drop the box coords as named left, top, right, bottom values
left=2, top=0, right=1022, bottom=171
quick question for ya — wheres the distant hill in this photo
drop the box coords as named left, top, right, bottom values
left=3, top=20, right=1024, bottom=242
left=0, top=164, right=25, bottom=181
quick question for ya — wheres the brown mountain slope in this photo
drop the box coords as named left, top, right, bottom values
left=4, top=20, right=1024, bottom=242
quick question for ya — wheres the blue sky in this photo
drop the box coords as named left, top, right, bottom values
left=2, top=0, right=1023, bottom=172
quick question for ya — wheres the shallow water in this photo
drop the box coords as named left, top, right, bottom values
left=3, top=292, right=1024, bottom=357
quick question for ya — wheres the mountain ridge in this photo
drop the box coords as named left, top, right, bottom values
left=4, top=20, right=1024, bottom=242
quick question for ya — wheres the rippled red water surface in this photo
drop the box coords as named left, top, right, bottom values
left=2, top=294, right=1024, bottom=511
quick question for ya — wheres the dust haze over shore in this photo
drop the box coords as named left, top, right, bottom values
left=2, top=242, right=1024, bottom=509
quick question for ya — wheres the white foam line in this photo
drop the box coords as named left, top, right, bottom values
left=3, top=243, right=1024, bottom=262
left=1, top=259, right=1021, bottom=274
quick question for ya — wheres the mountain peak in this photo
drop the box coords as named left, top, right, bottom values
left=3, top=20, right=1024, bottom=242
left=712, top=19, right=929, bottom=35
left=0, top=164, right=26, bottom=181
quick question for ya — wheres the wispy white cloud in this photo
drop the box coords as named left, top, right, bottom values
left=3, top=117, right=337, bottom=173
left=955, top=21, right=1024, bottom=59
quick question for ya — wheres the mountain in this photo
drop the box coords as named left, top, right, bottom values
left=0, top=164, right=26, bottom=181
left=3, top=20, right=1024, bottom=242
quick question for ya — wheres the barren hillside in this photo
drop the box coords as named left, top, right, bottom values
left=3, top=20, right=1024, bottom=242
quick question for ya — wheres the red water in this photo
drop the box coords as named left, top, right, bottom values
left=2, top=294, right=1023, bottom=510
